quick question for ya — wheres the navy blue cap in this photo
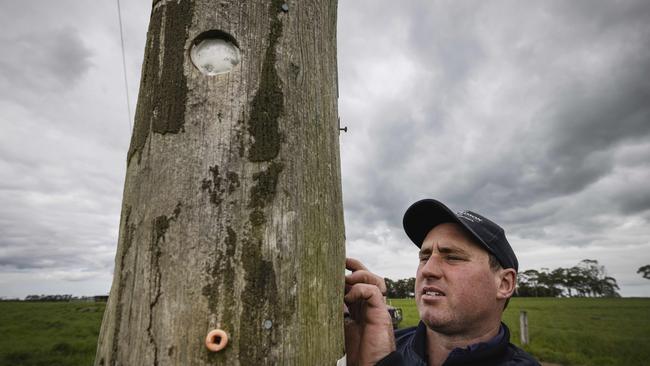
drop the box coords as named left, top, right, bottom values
left=403, top=199, right=518, bottom=271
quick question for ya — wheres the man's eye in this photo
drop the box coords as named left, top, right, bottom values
left=446, top=256, right=463, bottom=261
left=419, top=256, right=429, bottom=262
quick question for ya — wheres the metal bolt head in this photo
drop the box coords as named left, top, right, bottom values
left=263, top=319, right=273, bottom=329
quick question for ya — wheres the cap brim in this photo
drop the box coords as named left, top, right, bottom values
left=404, top=199, right=518, bottom=271
left=403, top=199, right=461, bottom=247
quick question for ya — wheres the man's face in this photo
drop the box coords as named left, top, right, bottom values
left=415, top=223, right=502, bottom=335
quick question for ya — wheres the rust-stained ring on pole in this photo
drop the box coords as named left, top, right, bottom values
left=205, top=329, right=229, bottom=352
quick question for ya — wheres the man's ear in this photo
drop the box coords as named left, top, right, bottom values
left=496, top=268, right=517, bottom=300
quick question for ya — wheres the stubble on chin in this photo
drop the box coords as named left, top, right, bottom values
left=418, top=302, right=454, bottom=332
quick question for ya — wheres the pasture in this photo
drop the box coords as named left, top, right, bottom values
left=390, top=297, right=650, bottom=366
left=0, top=298, right=648, bottom=365
left=0, top=301, right=105, bottom=366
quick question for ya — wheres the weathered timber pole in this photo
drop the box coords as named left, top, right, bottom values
left=95, top=0, right=344, bottom=365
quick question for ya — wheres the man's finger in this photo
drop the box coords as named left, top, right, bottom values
left=344, top=283, right=386, bottom=308
left=346, top=257, right=368, bottom=272
left=345, top=270, right=387, bottom=294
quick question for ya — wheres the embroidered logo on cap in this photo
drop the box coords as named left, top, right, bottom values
left=458, top=211, right=482, bottom=223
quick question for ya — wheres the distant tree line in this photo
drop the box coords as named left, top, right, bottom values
left=384, top=277, right=416, bottom=298
left=15, top=295, right=109, bottom=302
left=517, top=259, right=619, bottom=298
left=25, top=294, right=74, bottom=301
left=384, top=259, right=621, bottom=299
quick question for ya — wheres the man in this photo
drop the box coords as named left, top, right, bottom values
left=344, top=199, right=540, bottom=366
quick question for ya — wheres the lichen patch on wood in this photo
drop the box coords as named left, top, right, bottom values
left=247, top=162, right=284, bottom=229
left=239, top=237, right=278, bottom=365
left=202, top=226, right=237, bottom=315
left=202, top=165, right=224, bottom=205
left=247, top=0, right=285, bottom=162
left=226, top=171, right=240, bottom=194
left=148, top=204, right=181, bottom=366
left=249, top=162, right=284, bottom=210
left=127, top=0, right=194, bottom=165
left=239, top=129, right=286, bottom=364
left=202, top=166, right=243, bottom=205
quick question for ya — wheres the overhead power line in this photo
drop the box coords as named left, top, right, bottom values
left=116, top=0, right=132, bottom=132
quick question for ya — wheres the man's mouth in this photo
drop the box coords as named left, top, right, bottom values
left=424, top=291, right=444, bottom=296
left=422, top=287, right=446, bottom=298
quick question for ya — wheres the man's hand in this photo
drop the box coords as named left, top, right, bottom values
left=344, top=258, right=396, bottom=366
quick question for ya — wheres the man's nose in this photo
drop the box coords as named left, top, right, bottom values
left=421, top=255, right=443, bottom=278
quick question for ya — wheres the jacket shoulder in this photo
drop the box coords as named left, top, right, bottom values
left=395, top=326, right=418, bottom=341
left=395, top=325, right=418, bottom=351
left=394, top=325, right=428, bottom=366
left=503, top=344, right=541, bottom=366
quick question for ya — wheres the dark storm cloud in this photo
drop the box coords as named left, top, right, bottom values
left=0, top=252, right=81, bottom=271
left=340, top=0, right=650, bottom=243
left=617, top=187, right=650, bottom=215
left=0, top=3, right=93, bottom=107
left=342, top=105, right=426, bottom=225
left=0, top=28, right=92, bottom=89
left=407, top=2, right=486, bottom=85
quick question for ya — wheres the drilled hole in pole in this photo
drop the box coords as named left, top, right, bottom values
left=190, top=30, right=240, bottom=76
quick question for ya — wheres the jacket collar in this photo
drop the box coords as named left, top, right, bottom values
left=411, top=321, right=511, bottom=365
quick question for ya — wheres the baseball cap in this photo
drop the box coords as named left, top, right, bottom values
left=402, top=199, right=518, bottom=271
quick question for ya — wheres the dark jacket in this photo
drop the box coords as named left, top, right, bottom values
left=376, top=321, right=540, bottom=366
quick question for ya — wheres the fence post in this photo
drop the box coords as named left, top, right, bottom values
left=519, top=310, right=529, bottom=345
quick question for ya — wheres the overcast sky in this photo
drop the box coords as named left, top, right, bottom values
left=1, top=0, right=649, bottom=298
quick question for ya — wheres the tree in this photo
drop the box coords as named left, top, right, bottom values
left=404, top=277, right=416, bottom=297
left=385, top=278, right=397, bottom=298
left=563, top=266, right=584, bottom=297
left=396, top=278, right=415, bottom=298
left=572, top=259, right=619, bottom=298
left=95, top=1, right=344, bottom=365
left=535, top=268, right=563, bottom=297
left=598, top=276, right=620, bottom=298
left=516, top=269, right=540, bottom=297
left=385, top=277, right=415, bottom=298
left=515, top=260, right=619, bottom=298
left=638, top=265, right=650, bottom=280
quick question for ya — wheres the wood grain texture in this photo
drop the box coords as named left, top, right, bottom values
left=95, top=1, right=344, bottom=364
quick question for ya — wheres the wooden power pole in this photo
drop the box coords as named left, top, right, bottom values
left=95, top=0, right=345, bottom=365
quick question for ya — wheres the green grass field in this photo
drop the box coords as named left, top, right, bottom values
left=389, top=297, right=650, bottom=366
left=1, top=298, right=648, bottom=365
left=0, top=301, right=105, bottom=366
